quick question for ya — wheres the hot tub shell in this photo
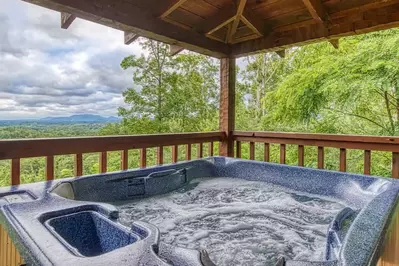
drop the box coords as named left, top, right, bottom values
left=0, top=157, right=398, bottom=266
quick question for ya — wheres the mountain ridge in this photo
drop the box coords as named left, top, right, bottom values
left=0, top=114, right=120, bottom=125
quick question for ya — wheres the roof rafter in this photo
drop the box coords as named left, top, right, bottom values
left=61, top=12, right=75, bottom=29
left=241, top=9, right=265, bottom=36
left=160, top=0, right=189, bottom=19
left=329, top=39, right=339, bottom=49
left=228, top=0, right=248, bottom=43
left=301, top=0, right=328, bottom=22
left=22, top=0, right=230, bottom=58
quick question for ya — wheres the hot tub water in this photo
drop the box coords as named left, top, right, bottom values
left=115, top=177, right=349, bottom=266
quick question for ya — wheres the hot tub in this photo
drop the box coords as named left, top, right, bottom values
left=0, top=157, right=398, bottom=266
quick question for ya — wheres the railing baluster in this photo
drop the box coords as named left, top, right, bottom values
left=197, top=143, right=203, bottom=158
left=340, top=148, right=346, bottom=172
left=11, top=159, right=20, bottom=185
left=208, top=142, right=214, bottom=156
left=249, top=142, right=255, bottom=160
left=99, top=152, right=107, bottom=173
left=298, top=145, right=304, bottom=167
left=186, top=144, right=191, bottom=161
left=74, top=154, right=83, bottom=176
left=280, top=144, right=286, bottom=164
left=264, top=143, right=270, bottom=162
left=318, top=147, right=324, bottom=169
left=364, top=150, right=371, bottom=175
left=157, top=146, right=164, bottom=165
left=121, top=149, right=128, bottom=170
left=236, top=141, right=242, bottom=158
left=392, top=152, right=399, bottom=178
left=46, top=155, right=54, bottom=180
left=140, top=148, right=147, bottom=168
left=172, top=145, right=178, bottom=163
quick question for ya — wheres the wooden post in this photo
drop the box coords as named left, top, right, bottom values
left=219, top=57, right=235, bottom=157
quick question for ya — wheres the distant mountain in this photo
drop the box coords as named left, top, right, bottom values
left=0, top=114, right=120, bottom=125
left=40, top=114, right=120, bottom=123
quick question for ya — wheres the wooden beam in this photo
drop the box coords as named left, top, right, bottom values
left=23, top=0, right=230, bottom=58
left=160, top=0, right=188, bottom=19
left=329, top=39, right=339, bottom=49
left=170, top=44, right=184, bottom=56
left=61, top=12, right=76, bottom=29
left=228, top=0, right=248, bottom=43
left=219, top=58, right=235, bottom=157
left=301, top=0, right=328, bottom=22
left=232, top=3, right=399, bottom=57
left=195, top=4, right=236, bottom=34
left=275, top=50, right=285, bottom=58
left=241, top=9, right=266, bottom=36
left=124, top=31, right=139, bottom=45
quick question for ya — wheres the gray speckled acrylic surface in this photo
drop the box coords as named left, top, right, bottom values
left=0, top=157, right=398, bottom=266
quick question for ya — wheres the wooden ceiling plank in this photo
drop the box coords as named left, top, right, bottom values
left=301, top=0, right=328, bottom=22
left=61, top=12, right=76, bottom=29
left=160, top=0, right=189, bottom=19
left=228, top=0, right=248, bottom=43
left=124, top=31, right=139, bottom=45
left=241, top=9, right=265, bottom=36
left=170, top=44, right=184, bottom=56
left=208, top=16, right=235, bottom=35
left=22, top=0, right=230, bottom=58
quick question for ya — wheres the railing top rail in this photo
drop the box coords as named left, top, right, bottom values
left=233, top=131, right=399, bottom=145
left=0, top=132, right=226, bottom=160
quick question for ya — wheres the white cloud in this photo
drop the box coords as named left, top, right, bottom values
left=0, top=0, right=143, bottom=119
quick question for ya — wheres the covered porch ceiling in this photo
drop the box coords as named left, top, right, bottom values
left=22, top=0, right=399, bottom=58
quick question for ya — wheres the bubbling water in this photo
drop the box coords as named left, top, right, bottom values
left=115, top=177, right=347, bottom=266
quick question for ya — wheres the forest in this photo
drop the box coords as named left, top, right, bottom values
left=0, top=28, right=398, bottom=186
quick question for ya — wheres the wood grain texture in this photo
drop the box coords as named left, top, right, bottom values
left=317, top=146, right=324, bottom=169
left=197, top=143, right=203, bottom=158
left=339, top=148, right=346, bottom=172
left=264, top=143, right=270, bottom=162
left=364, top=150, right=371, bottom=175
left=280, top=144, right=286, bottom=164
left=0, top=132, right=224, bottom=160
left=11, top=159, right=20, bottom=186
left=46, top=155, right=54, bottom=180
left=249, top=141, right=255, bottom=160
left=0, top=225, right=24, bottom=266
left=236, top=141, right=242, bottom=158
left=298, top=145, right=304, bottom=166
left=157, top=146, right=164, bottom=165
left=172, top=145, right=178, bottom=163
left=99, top=151, right=107, bottom=173
left=140, top=148, right=147, bottom=168
left=186, top=144, right=191, bottom=161
left=74, top=153, right=83, bottom=176
left=301, top=0, right=327, bottom=22
left=121, top=149, right=129, bottom=170
left=208, top=142, right=214, bottom=156
left=219, top=58, right=236, bottom=157
left=392, top=152, right=399, bottom=178
left=377, top=206, right=399, bottom=266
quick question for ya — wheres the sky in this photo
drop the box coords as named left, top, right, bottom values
left=0, top=0, right=143, bottom=119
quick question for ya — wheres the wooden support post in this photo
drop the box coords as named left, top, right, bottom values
left=298, top=145, right=304, bottom=166
left=318, top=146, right=324, bottom=169
left=364, top=150, right=371, bottom=175
left=280, top=144, right=286, bottom=164
left=99, top=152, right=107, bottom=173
left=219, top=58, right=235, bottom=157
left=249, top=142, right=255, bottom=160
left=74, top=154, right=83, bottom=176
left=236, top=141, right=242, bottom=158
left=264, top=143, right=270, bottom=162
left=172, top=145, right=178, bottom=163
left=121, top=149, right=128, bottom=170
left=140, top=148, right=147, bottom=168
left=392, top=152, right=399, bottom=178
left=208, top=142, right=214, bottom=156
left=61, top=12, right=76, bottom=29
left=340, top=148, right=346, bottom=172
left=186, top=144, right=191, bottom=161
left=11, top=159, right=20, bottom=185
left=46, top=155, right=54, bottom=180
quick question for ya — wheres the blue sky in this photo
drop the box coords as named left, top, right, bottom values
left=0, top=0, right=144, bottom=119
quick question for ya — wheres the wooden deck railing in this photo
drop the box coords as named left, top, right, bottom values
left=233, top=131, right=399, bottom=178
left=0, top=132, right=225, bottom=186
